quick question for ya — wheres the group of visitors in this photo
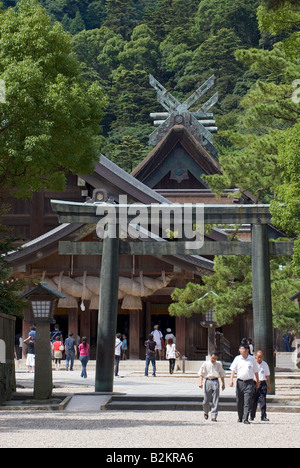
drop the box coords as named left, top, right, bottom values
left=144, top=326, right=178, bottom=377
left=21, top=324, right=90, bottom=378
left=51, top=326, right=90, bottom=378
left=149, top=325, right=177, bottom=361
left=199, top=341, right=271, bottom=424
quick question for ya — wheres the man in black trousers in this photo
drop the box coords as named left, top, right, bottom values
left=229, top=344, right=260, bottom=424
left=250, top=350, right=271, bottom=422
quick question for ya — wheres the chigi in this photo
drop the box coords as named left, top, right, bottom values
left=106, top=453, right=141, bottom=466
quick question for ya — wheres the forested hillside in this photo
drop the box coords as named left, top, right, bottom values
left=1, top=0, right=266, bottom=171
left=0, top=0, right=299, bottom=205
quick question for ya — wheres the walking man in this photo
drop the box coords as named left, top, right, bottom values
left=199, top=351, right=226, bottom=422
left=144, top=334, right=156, bottom=377
left=115, top=333, right=122, bottom=377
left=65, top=332, right=77, bottom=371
left=230, top=344, right=260, bottom=424
left=250, top=350, right=271, bottom=422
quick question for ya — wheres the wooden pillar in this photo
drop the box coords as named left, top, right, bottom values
left=95, top=234, right=120, bottom=393
left=68, top=307, right=78, bottom=343
left=129, top=310, right=141, bottom=360
left=176, top=316, right=188, bottom=357
left=252, top=223, right=275, bottom=394
left=145, top=301, right=151, bottom=337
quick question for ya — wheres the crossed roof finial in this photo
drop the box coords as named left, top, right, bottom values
left=149, top=75, right=218, bottom=158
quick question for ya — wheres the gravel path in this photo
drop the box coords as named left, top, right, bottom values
left=0, top=410, right=299, bottom=448
left=1, top=370, right=299, bottom=449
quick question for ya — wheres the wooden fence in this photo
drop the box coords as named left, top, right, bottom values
left=0, top=312, right=16, bottom=404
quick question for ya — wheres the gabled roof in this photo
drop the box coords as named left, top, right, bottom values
left=7, top=154, right=217, bottom=275
left=131, top=125, right=222, bottom=186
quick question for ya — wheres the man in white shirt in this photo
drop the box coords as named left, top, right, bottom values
left=114, top=333, right=122, bottom=377
left=250, top=350, right=271, bottom=422
left=199, top=351, right=226, bottom=422
left=152, top=325, right=163, bottom=360
left=230, top=344, right=260, bottom=424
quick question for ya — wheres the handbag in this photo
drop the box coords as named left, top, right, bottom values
left=59, top=344, right=65, bottom=351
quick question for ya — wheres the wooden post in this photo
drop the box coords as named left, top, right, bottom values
left=129, top=310, right=141, bottom=360
left=252, top=223, right=275, bottom=394
left=95, top=233, right=120, bottom=393
left=68, top=308, right=79, bottom=344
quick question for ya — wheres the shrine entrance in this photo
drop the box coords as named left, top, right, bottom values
left=51, top=200, right=294, bottom=395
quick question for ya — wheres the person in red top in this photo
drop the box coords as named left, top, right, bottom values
left=78, top=337, right=90, bottom=378
left=52, top=336, right=64, bottom=371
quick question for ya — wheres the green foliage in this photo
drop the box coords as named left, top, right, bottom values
left=0, top=0, right=107, bottom=198
left=205, top=1, right=300, bottom=203
left=192, top=0, right=260, bottom=47
left=109, top=134, right=146, bottom=173
left=271, top=121, right=300, bottom=273
left=0, top=216, right=25, bottom=317
left=169, top=254, right=300, bottom=333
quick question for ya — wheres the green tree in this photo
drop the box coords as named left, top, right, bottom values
left=169, top=254, right=300, bottom=333
left=179, top=28, right=244, bottom=97
left=0, top=214, right=25, bottom=317
left=110, top=65, right=157, bottom=127
left=69, top=9, right=85, bottom=34
left=118, top=24, right=160, bottom=75
left=109, top=134, right=145, bottom=172
left=192, top=0, right=260, bottom=47
left=205, top=2, right=300, bottom=202
left=103, top=0, right=141, bottom=39
left=0, top=0, right=107, bottom=198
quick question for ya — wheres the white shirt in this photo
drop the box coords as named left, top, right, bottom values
left=230, top=354, right=259, bottom=381
left=166, top=343, right=176, bottom=359
left=115, top=338, right=122, bottom=356
left=257, top=360, right=270, bottom=381
left=152, top=330, right=163, bottom=350
left=199, top=360, right=226, bottom=379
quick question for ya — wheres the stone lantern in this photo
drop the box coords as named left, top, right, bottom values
left=21, top=282, right=65, bottom=400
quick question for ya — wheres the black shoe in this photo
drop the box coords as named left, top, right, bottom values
left=261, top=417, right=269, bottom=422
left=238, top=419, right=242, bottom=423
left=243, top=420, right=251, bottom=425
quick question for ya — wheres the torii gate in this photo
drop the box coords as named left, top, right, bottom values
left=51, top=200, right=294, bottom=395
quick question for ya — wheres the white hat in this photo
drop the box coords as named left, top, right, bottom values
left=166, top=328, right=171, bottom=333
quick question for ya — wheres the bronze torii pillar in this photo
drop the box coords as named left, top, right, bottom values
left=95, top=233, right=120, bottom=393
left=252, top=223, right=275, bottom=394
